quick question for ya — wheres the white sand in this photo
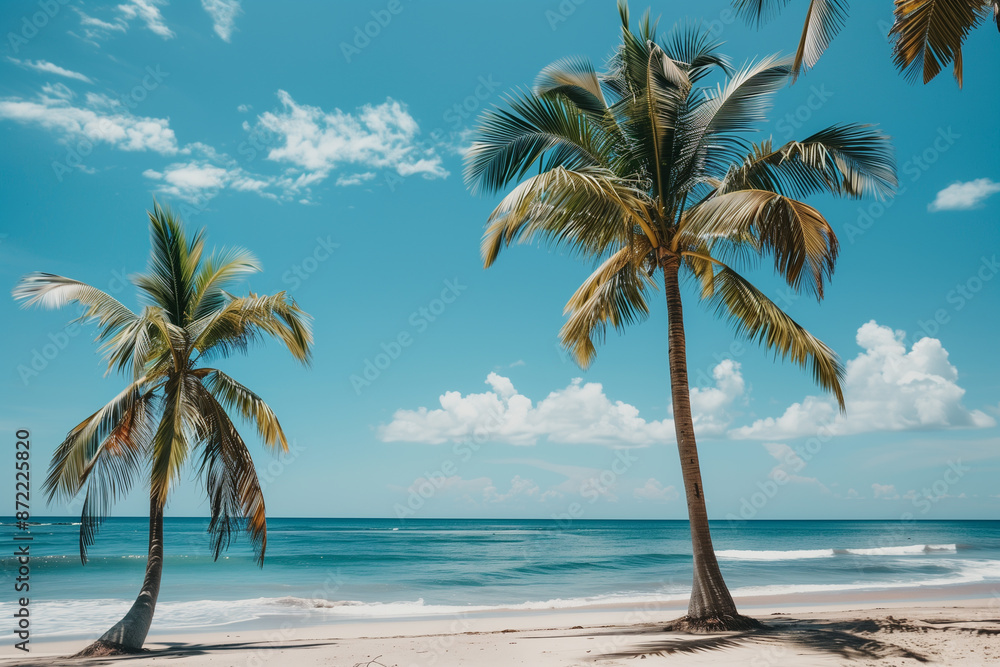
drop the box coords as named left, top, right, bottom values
left=5, top=598, right=1000, bottom=666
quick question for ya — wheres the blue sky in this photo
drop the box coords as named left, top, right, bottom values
left=1, top=0, right=998, bottom=523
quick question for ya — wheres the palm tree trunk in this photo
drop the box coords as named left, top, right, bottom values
left=661, top=254, right=758, bottom=632
left=76, top=492, right=164, bottom=656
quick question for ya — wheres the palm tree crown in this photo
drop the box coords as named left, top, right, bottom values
left=467, top=2, right=895, bottom=404
left=13, top=203, right=312, bottom=566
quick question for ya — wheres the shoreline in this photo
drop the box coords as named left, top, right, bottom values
left=6, top=594, right=999, bottom=666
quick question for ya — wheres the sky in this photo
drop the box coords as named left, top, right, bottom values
left=0, top=0, right=998, bottom=524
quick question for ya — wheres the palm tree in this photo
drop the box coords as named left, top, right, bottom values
left=12, top=203, right=312, bottom=655
left=464, top=1, right=895, bottom=631
left=734, top=0, right=999, bottom=87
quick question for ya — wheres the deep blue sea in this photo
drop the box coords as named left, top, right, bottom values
left=3, top=518, right=999, bottom=639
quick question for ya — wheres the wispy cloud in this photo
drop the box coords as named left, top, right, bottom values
left=118, top=0, right=174, bottom=39
left=0, top=89, right=177, bottom=154
left=7, top=58, right=93, bottom=84
left=928, top=178, right=1000, bottom=212
left=201, top=0, right=242, bottom=42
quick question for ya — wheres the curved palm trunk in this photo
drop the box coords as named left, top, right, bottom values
left=77, top=493, right=164, bottom=656
left=662, top=255, right=758, bottom=632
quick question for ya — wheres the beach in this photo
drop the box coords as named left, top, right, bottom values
left=6, top=598, right=999, bottom=666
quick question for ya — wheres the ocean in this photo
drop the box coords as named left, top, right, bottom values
left=3, top=518, right=999, bottom=640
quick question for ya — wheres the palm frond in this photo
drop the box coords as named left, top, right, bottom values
left=134, top=202, right=203, bottom=325
left=201, top=369, right=288, bottom=452
left=890, top=0, right=988, bottom=86
left=464, top=90, right=613, bottom=195
left=194, top=383, right=268, bottom=566
left=717, top=124, right=897, bottom=200
left=190, top=292, right=313, bottom=364
left=791, top=0, right=849, bottom=81
left=703, top=263, right=845, bottom=408
left=189, top=247, right=262, bottom=322
left=560, top=236, right=657, bottom=367
left=481, top=166, right=656, bottom=267
left=677, top=189, right=839, bottom=299
left=13, top=273, right=138, bottom=345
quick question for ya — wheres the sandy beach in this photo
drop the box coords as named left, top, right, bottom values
left=6, top=597, right=999, bottom=667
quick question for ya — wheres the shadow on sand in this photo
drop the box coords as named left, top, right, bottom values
left=585, top=614, right=1000, bottom=663
left=7, top=640, right=334, bottom=667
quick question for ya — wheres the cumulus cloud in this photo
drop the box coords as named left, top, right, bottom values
left=0, top=89, right=177, bottom=154
left=731, top=321, right=995, bottom=440
left=633, top=478, right=679, bottom=502
left=7, top=58, right=93, bottom=83
left=689, top=359, right=746, bottom=436
left=379, top=362, right=745, bottom=447
left=256, top=91, right=448, bottom=183
left=201, top=0, right=242, bottom=41
left=928, top=178, right=1000, bottom=212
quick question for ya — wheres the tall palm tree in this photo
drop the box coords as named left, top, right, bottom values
left=464, top=2, right=895, bottom=631
left=734, top=0, right=999, bottom=87
left=12, top=203, right=312, bottom=655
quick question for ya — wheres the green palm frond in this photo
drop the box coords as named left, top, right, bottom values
left=678, top=188, right=839, bottom=298
left=560, top=236, right=657, bottom=367
left=191, top=292, right=313, bottom=364
left=195, top=384, right=268, bottom=566
left=481, top=166, right=656, bottom=267
left=464, top=90, right=613, bottom=195
left=189, top=247, right=262, bottom=322
left=718, top=124, right=897, bottom=200
left=704, top=263, right=845, bottom=408
left=13, top=273, right=139, bottom=346
left=201, top=369, right=288, bottom=452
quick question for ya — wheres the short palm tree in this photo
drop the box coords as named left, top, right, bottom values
left=465, top=2, right=895, bottom=631
left=12, top=203, right=312, bottom=655
left=734, top=0, right=1000, bottom=86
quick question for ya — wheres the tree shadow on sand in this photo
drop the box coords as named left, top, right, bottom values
left=588, top=615, right=1000, bottom=663
left=5, top=640, right=333, bottom=667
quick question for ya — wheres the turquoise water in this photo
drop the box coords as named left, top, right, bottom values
left=2, top=518, right=999, bottom=638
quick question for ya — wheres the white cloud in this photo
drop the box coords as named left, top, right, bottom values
left=689, top=359, right=745, bottom=436
left=872, top=483, right=899, bottom=500
left=0, top=90, right=177, bottom=154
left=399, top=474, right=546, bottom=506
left=335, top=172, right=376, bottom=187
left=928, top=178, right=1000, bottom=212
left=257, top=91, right=448, bottom=182
left=633, top=478, right=679, bottom=502
left=731, top=321, right=995, bottom=440
left=201, top=0, right=242, bottom=42
left=7, top=58, right=93, bottom=84
left=118, top=0, right=174, bottom=39
left=237, top=104, right=251, bottom=113
left=380, top=362, right=744, bottom=447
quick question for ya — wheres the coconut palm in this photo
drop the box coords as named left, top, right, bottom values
left=12, top=203, right=312, bottom=655
left=734, top=0, right=999, bottom=87
left=464, top=2, right=895, bottom=631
